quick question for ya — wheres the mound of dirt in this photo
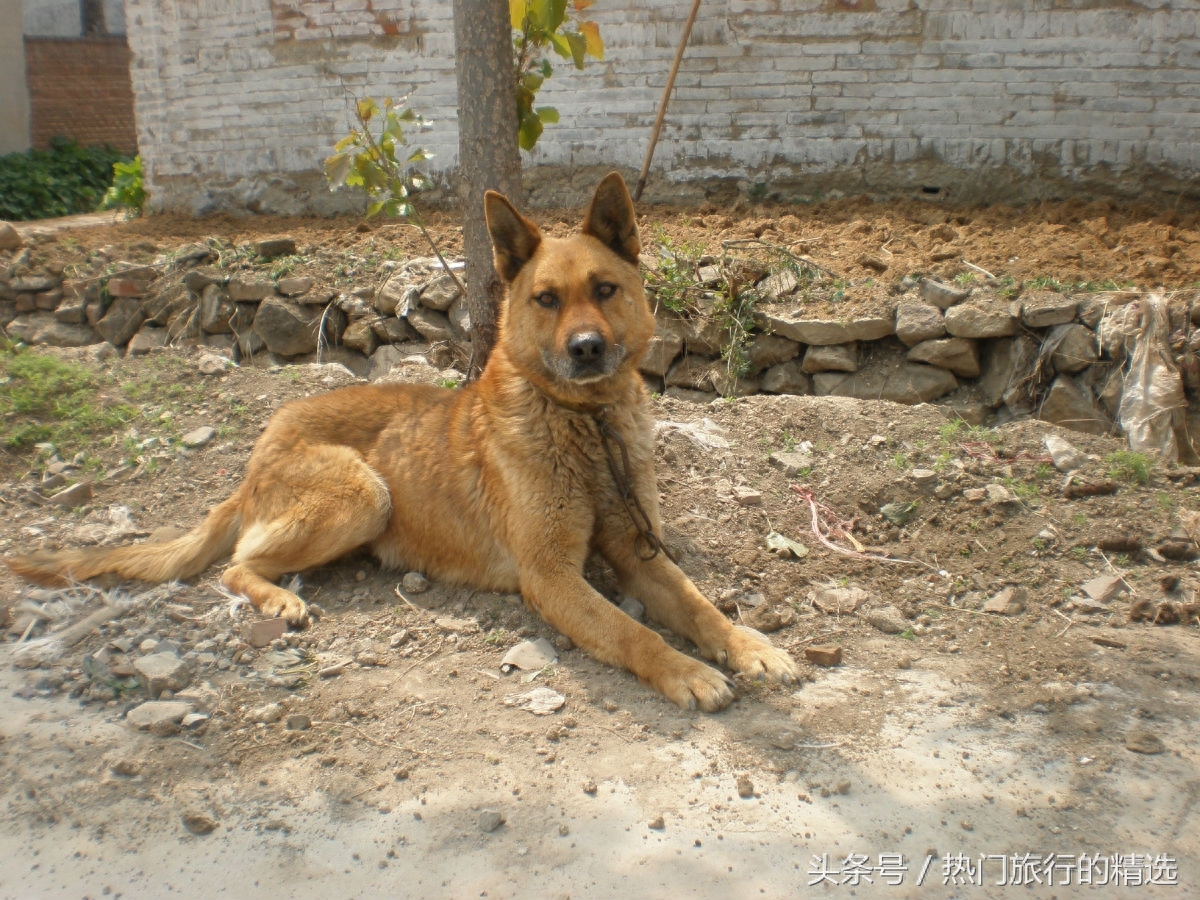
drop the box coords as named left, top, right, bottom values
left=1, top=202, right=1197, bottom=898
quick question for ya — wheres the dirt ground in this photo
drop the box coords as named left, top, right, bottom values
left=2, top=197, right=1199, bottom=899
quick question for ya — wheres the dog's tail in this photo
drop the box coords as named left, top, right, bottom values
left=6, top=491, right=244, bottom=587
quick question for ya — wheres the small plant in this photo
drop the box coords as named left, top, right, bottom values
left=436, top=376, right=461, bottom=390
left=1106, top=450, right=1152, bottom=485
left=953, top=272, right=976, bottom=287
left=325, top=94, right=461, bottom=291
left=938, top=419, right=967, bottom=445
left=511, top=0, right=604, bottom=150
left=647, top=230, right=704, bottom=314
left=101, top=155, right=146, bottom=217
left=891, top=451, right=908, bottom=471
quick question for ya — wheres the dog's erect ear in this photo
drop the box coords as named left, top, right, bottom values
left=581, top=172, right=641, bottom=267
left=485, top=190, right=543, bottom=283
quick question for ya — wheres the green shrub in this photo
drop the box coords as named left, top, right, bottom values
left=0, top=137, right=128, bottom=221
left=102, top=155, right=146, bottom=216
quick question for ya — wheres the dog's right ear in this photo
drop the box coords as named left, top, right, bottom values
left=485, top=191, right=542, bottom=283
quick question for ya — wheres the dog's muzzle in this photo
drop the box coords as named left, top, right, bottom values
left=545, top=332, right=626, bottom=382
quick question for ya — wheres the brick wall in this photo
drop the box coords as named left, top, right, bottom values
left=25, top=36, right=137, bottom=154
left=123, top=0, right=1200, bottom=213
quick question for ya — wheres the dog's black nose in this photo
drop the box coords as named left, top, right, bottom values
left=567, top=332, right=606, bottom=361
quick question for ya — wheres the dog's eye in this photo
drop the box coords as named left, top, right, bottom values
left=534, top=291, right=559, bottom=309
left=595, top=282, right=617, bottom=300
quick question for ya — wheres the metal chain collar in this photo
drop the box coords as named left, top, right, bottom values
left=594, top=409, right=674, bottom=562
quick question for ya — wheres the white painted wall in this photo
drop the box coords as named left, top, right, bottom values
left=122, top=0, right=1200, bottom=213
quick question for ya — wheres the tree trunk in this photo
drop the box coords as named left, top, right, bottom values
left=452, top=0, right=522, bottom=375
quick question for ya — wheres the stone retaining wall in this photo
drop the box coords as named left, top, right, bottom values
left=4, top=232, right=1197, bottom=442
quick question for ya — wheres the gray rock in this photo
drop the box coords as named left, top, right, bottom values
left=769, top=450, right=814, bottom=476
left=95, top=298, right=146, bottom=347
left=181, top=267, right=226, bottom=293
left=126, top=700, right=194, bottom=734
left=906, top=337, right=980, bottom=377
left=895, top=302, right=946, bottom=347
left=1125, top=729, right=1166, bottom=755
left=341, top=319, right=378, bottom=355
left=198, top=283, right=235, bottom=333
left=982, top=586, right=1027, bottom=615
left=919, top=278, right=971, bottom=309
left=1081, top=575, right=1126, bottom=603
left=255, top=237, right=297, bottom=258
left=134, top=652, right=192, bottom=697
left=640, top=330, right=685, bottom=377
left=944, top=303, right=1018, bottom=339
left=665, top=355, right=719, bottom=392
left=478, top=809, right=505, bottom=833
left=978, top=335, right=1039, bottom=409
left=756, top=269, right=798, bottom=300
left=7, top=313, right=97, bottom=347
left=863, top=605, right=908, bottom=634
left=448, top=296, right=471, bottom=341
left=1044, top=433, right=1087, bottom=471
left=759, top=359, right=811, bottom=395
left=419, top=273, right=462, bottom=312
left=0, top=221, right=22, bottom=250
left=277, top=276, right=314, bottom=297
left=247, top=702, right=285, bottom=724
left=1021, top=291, right=1078, bottom=328
left=12, top=275, right=58, bottom=293
left=53, top=300, right=87, bottom=325
left=253, top=297, right=320, bottom=356
left=815, top=362, right=958, bottom=404
left=1038, top=375, right=1111, bottom=436
left=406, top=306, right=454, bottom=343
left=50, top=481, right=93, bottom=508
left=127, top=326, right=168, bottom=356
left=1049, top=323, right=1098, bottom=374
left=375, top=275, right=410, bottom=316
left=182, top=426, right=216, bottom=448
left=802, top=342, right=858, bottom=374
left=227, top=278, right=275, bottom=302
left=401, top=571, right=430, bottom=594
left=372, top=316, right=421, bottom=345
left=754, top=312, right=893, bottom=346
left=746, top=333, right=800, bottom=371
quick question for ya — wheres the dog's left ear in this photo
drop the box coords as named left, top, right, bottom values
left=485, top=190, right=543, bottom=283
left=582, top=172, right=641, bottom=267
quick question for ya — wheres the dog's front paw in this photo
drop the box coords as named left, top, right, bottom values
left=259, top=593, right=311, bottom=629
left=725, top=625, right=800, bottom=684
left=649, top=651, right=736, bottom=712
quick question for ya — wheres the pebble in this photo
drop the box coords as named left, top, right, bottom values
left=401, top=571, right=430, bottom=594
left=182, top=426, right=216, bottom=448
left=197, top=353, right=233, bottom=375
left=1125, top=729, right=1166, bottom=755
left=478, top=809, right=505, bottom=833
left=126, top=700, right=194, bottom=735
left=864, top=605, right=908, bottom=635
left=133, top=652, right=192, bottom=697
left=286, top=714, right=312, bottom=731
left=736, top=775, right=755, bottom=798
left=50, top=480, right=93, bottom=508
left=648, top=815, right=666, bottom=830
left=182, top=812, right=218, bottom=835
left=804, top=645, right=842, bottom=667
left=247, top=702, right=285, bottom=724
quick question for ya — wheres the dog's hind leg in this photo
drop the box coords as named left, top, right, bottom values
left=220, top=446, right=392, bottom=626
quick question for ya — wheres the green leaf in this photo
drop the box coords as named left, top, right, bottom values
left=548, top=31, right=571, bottom=59
left=518, top=114, right=544, bottom=151
left=366, top=199, right=386, bottom=218
left=566, top=31, right=587, bottom=68
left=323, top=153, right=354, bottom=189
left=536, top=106, right=559, bottom=124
